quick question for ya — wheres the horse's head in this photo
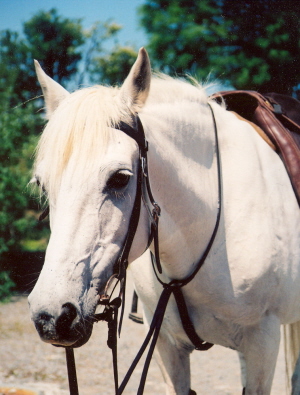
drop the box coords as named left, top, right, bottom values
left=28, top=48, right=151, bottom=347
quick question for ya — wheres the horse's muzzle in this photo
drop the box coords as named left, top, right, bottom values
left=31, top=302, right=93, bottom=348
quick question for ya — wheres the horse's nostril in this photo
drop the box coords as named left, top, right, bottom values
left=62, top=302, right=78, bottom=321
left=56, top=302, right=78, bottom=336
left=33, top=310, right=55, bottom=339
left=40, top=312, right=52, bottom=322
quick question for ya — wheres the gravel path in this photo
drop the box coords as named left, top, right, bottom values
left=0, top=272, right=287, bottom=394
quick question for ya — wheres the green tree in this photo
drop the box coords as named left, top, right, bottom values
left=0, top=9, right=85, bottom=104
left=139, top=0, right=300, bottom=96
left=0, top=30, right=29, bottom=105
left=91, top=45, right=138, bottom=85
left=78, top=20, right=138, bottom=86
left=24, top=9, right=85, bottom=84
left=0, top=90, right=46, bottom=298
left=0, top=101, right=43, bottom=257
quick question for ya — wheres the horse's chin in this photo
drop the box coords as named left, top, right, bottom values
left=51, top=334, right=93, bottom=349
left=67, top=330, right=93, bottom=348
left=52, top=333, right=92, bottom=348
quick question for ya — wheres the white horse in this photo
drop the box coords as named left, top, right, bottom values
left=28, top=48, right=300, bottom=394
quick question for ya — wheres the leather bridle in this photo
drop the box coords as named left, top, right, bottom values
left=64, top=102, right=222, bottom=395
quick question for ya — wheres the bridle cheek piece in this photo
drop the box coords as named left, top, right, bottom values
left=65, top=104, right=221, bottom=395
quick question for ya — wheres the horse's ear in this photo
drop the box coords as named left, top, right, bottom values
left=34, top=60, right=69, bottom=119
left=120, top=47, right=151, bottom=112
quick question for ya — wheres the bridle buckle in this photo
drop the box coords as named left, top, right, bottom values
left=141, top=156, right=147, bottom=177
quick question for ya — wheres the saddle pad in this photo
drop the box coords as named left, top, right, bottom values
left=211, top=90, right=300, bottom=206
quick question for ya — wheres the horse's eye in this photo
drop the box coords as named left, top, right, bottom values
left=106, top=172, right=131, bottom=190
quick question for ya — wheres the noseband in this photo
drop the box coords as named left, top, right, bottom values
left=65, top=103, right=222, bottom=395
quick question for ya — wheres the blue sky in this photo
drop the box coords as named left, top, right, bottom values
left=0, top=0, right=146, bottom=49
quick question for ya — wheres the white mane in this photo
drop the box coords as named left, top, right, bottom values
left=148, top=74, right=208, bottom=105
left=34, top=75, right=208, bottom=199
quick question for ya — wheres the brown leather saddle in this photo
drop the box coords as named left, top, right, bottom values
left=211, top=90, right=300, bottom=206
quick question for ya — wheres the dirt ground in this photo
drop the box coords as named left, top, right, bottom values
left=0, top=272, right=287, bottom=395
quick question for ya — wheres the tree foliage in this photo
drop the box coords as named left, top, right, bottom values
left=91, top=45, right=137, bottom=85
left=139, top=0, right=300, bottom=96
left=78, top=21, right=138, bottom=86
left=24, top=9, right=85, bottom=85
left=0, top=100, right=45, bottom=256
left=1, top=9, right=85, bottom=104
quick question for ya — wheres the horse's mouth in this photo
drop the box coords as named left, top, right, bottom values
left=42, top=325, right=94, bottom=348
left=51, top=329, right=93, bottom=348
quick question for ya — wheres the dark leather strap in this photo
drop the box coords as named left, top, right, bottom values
left=65, top=348, right=79, bottom=395
left=114, top=116, right=161, bottom=274
left=117, top=286, right=173, bottom=395
left=173, top=287, right=213, bottom=351
left=150, top=103, right=221, bottom=291
left=115, top=118, right=148, bottom=154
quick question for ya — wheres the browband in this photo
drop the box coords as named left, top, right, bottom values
left=114, top=117, right=148, bottom=154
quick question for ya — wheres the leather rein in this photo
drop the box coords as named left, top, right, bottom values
left=64, top=102, right=222, bottom=394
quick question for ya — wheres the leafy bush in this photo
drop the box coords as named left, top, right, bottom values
left=0, top=271, right=15, bottom=302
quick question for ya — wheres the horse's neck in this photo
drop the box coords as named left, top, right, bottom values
left=142, top=100, right=220, bottom=279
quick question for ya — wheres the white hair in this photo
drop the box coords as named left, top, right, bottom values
left=34, top=75, right=208, bottom=199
